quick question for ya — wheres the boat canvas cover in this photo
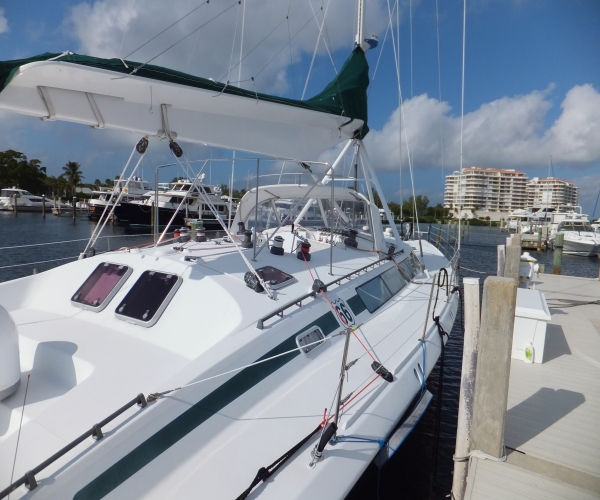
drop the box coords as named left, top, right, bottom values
left=0, top=48, right=369, bottom=160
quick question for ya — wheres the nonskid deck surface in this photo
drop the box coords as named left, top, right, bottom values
left=0, top=235, right=457, bottom=499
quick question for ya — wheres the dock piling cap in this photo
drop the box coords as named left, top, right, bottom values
left=520, top=252, right=537, bottom=263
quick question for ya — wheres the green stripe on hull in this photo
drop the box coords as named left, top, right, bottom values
left=74, top=311, right=339, bottom=500
left=347, top=294, right=367, bottom=316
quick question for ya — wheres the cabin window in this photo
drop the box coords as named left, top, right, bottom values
left=380, top=266, right=406, bottom=294
left=71, top=263, right=132, bottom=312
left=398, top=258, right=416, bottom=280
left=296, top=327, right=325, bottom=354
left=115, top=271, right=182, bottom=327
left=356, top=266, right=406, bottom=313
left=255, top=266, right=297, bottom=289
left=409, top=252, right=423, bottom=272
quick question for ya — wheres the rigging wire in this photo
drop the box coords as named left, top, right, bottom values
left=238, top=0, right=247, bottom=84
left=118, top=0, right=137, bottom=58
left=457, top=0, right=467, bottom=251
left=226, top=1, right=242, bottom=84
left=252, top=14, right=313, bottom=80
left=409, top=0, right=413, bottom=98
left=435, top=0, right=445, bottom=184
left=307, top=0, right=338, bottom=75
left=286, top=2, right=296, bottom=98
left=367, top=0, right=395, bottom=97
left=187, top=1, right=210, bottom=71
left=131, top=1, right=239, bottom=75
left=301, top=0, right=332, bottom=100
left=385, top=0, right=419, bottom=235
left=124, top=0, right=209, bottom=60
left=220, top=16, right=288, bottom=82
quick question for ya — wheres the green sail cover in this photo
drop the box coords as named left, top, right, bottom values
left=0, top=47, right=369, bottom=138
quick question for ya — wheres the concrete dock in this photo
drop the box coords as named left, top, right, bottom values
left=465, top=273, right=600, bottom=499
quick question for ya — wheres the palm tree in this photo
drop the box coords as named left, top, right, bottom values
left=61, top=161, right=84, bottom=195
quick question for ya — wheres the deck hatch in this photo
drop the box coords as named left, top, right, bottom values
left=255, top=266, right=297, bottom=290
left=355, top=267, right=406, bottom=313
left=114, top=270, right=181, bottom=327
left=71, top=262, right=132, bottom=312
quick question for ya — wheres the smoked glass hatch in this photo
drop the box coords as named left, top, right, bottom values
left=71, top=263, right=132, bottom=312
left=115, top=271, right=182, bottom=327
left=356, top=266, right=406, bottom=313
left=255, top=266, right=297, bottom=290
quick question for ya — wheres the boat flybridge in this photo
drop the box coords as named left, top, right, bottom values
left=119, top=177, right=233, bottom=229
left=0, top=3, right=460, bottom=498
left=88, top=177, right=152, bottom=221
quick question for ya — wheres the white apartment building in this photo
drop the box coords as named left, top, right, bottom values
left=444, top=167, right=528, bottom=215
left=526, top=177, right=578, bottom=208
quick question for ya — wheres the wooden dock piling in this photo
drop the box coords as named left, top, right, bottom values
left=471, top=276, right=518, bottom=458
left=452, top=277, right=481, bottom=500
left=504, top=237, right=521, bottom=284
left=497, top=246, right=505, bottom=277
left=553, top=233, right=564, bottom=275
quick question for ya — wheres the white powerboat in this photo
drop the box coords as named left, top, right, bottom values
left=0, top=2, right=460, bottom=498
left=553, top=220, right=600, bottom=256
left=88, top=177, right=152, bottom=221
left=0, top=187, right=66, bottom=212
left=119, top=178, right=234, bottom=230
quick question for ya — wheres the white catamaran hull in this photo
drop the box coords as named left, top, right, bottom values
left=0, top=228, right=458, bottom=499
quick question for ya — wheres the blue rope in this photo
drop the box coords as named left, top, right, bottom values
left=333, top=435, right=388, bottom=449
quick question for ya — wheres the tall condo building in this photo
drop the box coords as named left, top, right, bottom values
left=444, top=167, right=528, bottom=213
left=526, top=177, right=578, bottom=208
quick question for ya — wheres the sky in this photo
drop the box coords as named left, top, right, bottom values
left=0, top=0, right=599, bottom=215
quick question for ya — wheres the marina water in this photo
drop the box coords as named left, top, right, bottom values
left=1, top=212, right=598, bottom=499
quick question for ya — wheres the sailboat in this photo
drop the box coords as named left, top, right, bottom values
left=0, top=2, right=460, bottom=498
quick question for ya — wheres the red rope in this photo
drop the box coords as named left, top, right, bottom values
left=300, top=249, right=376, bottom=362
left=299, top=246, right=315, bottom=281
left=324, top=373, right=382, bottom=425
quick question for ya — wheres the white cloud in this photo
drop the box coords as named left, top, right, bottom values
left=65, top=0, right=390, bottom=95
left=0, top=8, right=9, bottom=34
left=364, top=84, right=600, bottom=172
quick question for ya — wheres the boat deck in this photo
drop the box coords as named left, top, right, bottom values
left=465, top=274, right=600, bottom=499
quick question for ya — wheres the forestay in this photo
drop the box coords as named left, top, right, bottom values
left=0, top=48, right=370, bottom=160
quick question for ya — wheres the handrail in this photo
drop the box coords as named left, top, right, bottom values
left=0, top=393, right=148, bottom=499
left=256, top=249, right=404, bottom=330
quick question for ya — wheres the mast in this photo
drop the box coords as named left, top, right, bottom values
left=356, top=0, right=364, bottom=48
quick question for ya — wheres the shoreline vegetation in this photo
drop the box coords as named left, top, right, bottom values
left=0, top=148, right=498, bottom=225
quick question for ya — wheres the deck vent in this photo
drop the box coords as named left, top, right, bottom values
left=296, top=327, right=325, bottom=354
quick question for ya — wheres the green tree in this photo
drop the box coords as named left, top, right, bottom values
left=402, top=195, right=429, bottom=218
left=61, top=161, right=84, bottom=194
left=0, top=150, right=48, bottom=194
left=45, top=175, right=70, bottom=196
